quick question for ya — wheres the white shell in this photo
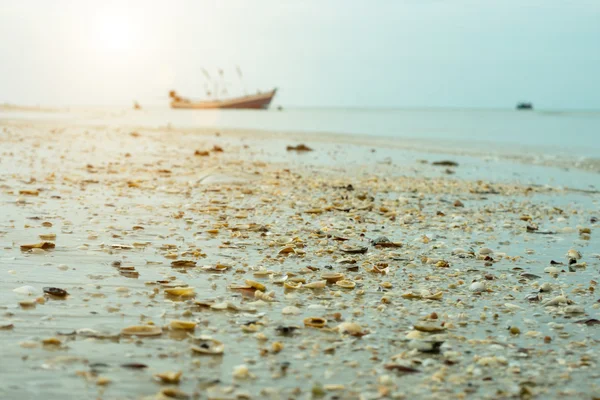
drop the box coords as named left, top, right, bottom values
left=469, top=282, right=486, bottom=293
left=13, top=286, right=37, bottom=295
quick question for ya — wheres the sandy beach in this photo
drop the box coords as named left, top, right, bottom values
left=1, top=116, right=599, bottom=400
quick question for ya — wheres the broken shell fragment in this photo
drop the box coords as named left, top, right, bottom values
left=169, top=320, right=197, bottom=331
left=320, top=272, right=344, bottom=283
left=304, top=280, right=327, bottom=289
left=154, top=371, right=182, bottom=384
left=336, top=322, right=365, bottom=336
left=303, top=317, right=327, bottom=328
left=566, top=249, right=582, bottom=260
left=335, top=280, right=356, bottom=289
left=469, top=282, right=486, bottom=293
left=13, top=285, right=37, bottom=295
left=401, top=291, right=443, bottom=300
left=413, top=322, right=446, bottom=332
left=164, top=287, right=195, bottom=297
left=121, top=325, right=163, bottom=337
left=190, top=338, right=224, bottom=355
left=284, top=281, right=302, bottom=290
left=20, top=241, right=55, bottom=251
left=245, top=279, right=266, bottom=291
left=171, top=260, right=197, bottom=268
left=43, top=287, right=68, bottom=298
left=340, top=245, right=368, bottom=254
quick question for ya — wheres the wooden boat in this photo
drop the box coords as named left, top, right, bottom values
left=169, top=88, right=277, bottom=110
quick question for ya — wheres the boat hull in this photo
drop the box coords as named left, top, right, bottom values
left=171, top=89, right=277, bottom=110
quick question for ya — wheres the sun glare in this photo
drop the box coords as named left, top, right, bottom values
left=94, top=15, right=134, bottom=52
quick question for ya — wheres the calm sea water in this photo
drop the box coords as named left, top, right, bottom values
left=3, top=107, right=600, bottom=157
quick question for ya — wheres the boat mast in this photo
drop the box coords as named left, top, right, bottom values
left=201, top=68, right=213, bottom=98
left=236, top=65, right=247, bottom=95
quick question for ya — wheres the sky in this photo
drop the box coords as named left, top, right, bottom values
left=0, top=0, right=599, bottom=109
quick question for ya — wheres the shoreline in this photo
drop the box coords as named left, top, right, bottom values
left=2, top=116, right=600, bottom=177
left=0, top=118, right=599, bottom=399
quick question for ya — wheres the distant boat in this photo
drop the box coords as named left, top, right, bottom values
left=169, top=88, right=277, bottom=110
left=516, top=102, right=533, bottom=110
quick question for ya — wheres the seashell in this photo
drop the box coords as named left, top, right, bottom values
left=275, top=325, right=300, bottom=336
left=435, top=260, right=450, bottom=268
left=542, top=295, right=571, bottom=307
left=42, top=337, right=62, bottom=346
left=254, top=290, right=276, bottom=302
left=190, top=338, right=224, bottom=355
left=154, top=371, right=182, bottom=384
left=320, top=272, right=344, bottom=283
left=408, top=340, right=444, bottom=354
left=284, top=281, right=302, bottom=290
left=335, top=280, right=356, bottom=289
left=121, top=325, right=162, bottom=336
left=282, top=306, right=301, bottom=315
left=19, top=299, right=37, bottom=307
left=413, top=322, right=446, bottom=332
left=232, top=364, right=254, bottom=379
left=278, top=246, right=296, bottom=255
left=539, top=282, right=552, bottom=292
left=158, top=388, right=190, bottom=399
left=43, top=287, right=68, bottom=298
left=164, top=287, right=195, bottom=297
left=336, top=322, right=364, bottom=336
left=402, top=291, right=443, bottom=300
left=478, top=248, right=493, bottom=255
left=171, top=260, right=197, bottom=268
left=566, top=249, right=582, bottom=260
left=469, top=282, right=486, bottom=293
left=39, top=233, right=56, bottom=240
left=304, top=280, right=327, bottom=289
left=303, top=317, right=327, bottom=328
left=170, top=320, right=197, bottom=330
left=544, top=267, right=561, bottom=274
left=340, top=245, right=368, bottom=254
left=76, top=328, right=119, bottom=339
left=20, top=241, right=55, bottom=251
left=371, top=236, right=402, bottom=248
left=564, top=305, right=585, bottom=314
left=252, top=268, right=271, bottom=277
left=201, top=264, right=230, bottom=272
left=245, top=280, right=266, bottom=291
left=288, top=276, right=306, bottom=283
left=13, top=286, right=37, bottom=295
left=272, top=274, right=288, bottom=284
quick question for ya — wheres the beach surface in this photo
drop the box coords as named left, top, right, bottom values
left=0, top=113, right=599, bottom=399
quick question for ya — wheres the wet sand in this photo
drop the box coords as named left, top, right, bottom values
left=1, top=119, right=599, bottom=399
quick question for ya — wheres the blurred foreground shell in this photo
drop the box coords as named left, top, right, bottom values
left=336, top=322, right=365, bottom=336
left=245, top=279, right=266, bottom=291
left=284, top=281, right=302, bottom=290
left=121, top=325, right=163, bottom=336
left=190, top=338, right=224, bottom=355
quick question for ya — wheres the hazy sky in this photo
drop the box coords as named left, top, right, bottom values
left=1, top=0, right=599, bottom=108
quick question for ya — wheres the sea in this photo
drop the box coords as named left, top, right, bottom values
left=2, top=106, right=599, bottom=189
